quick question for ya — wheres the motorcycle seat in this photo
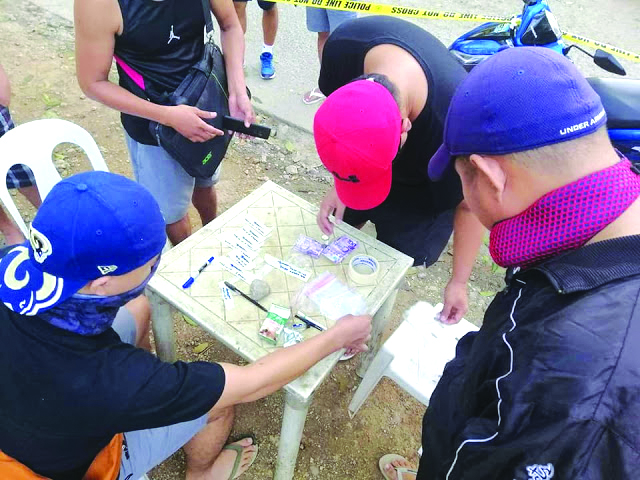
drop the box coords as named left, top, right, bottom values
left=587, top=77, right=640, bottom=130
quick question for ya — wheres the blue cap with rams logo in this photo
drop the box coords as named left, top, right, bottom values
left=0, top=171, right=166, bottom=316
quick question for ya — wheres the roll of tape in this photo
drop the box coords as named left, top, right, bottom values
left=348, top=254, right=379, bottom=285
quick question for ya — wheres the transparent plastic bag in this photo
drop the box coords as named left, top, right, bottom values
left=299, top=272, right=367, bottom=321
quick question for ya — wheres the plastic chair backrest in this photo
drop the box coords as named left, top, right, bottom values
left=0, top=119, right=108, bottom=235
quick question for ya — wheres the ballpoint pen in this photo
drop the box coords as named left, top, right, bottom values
left=293, top=310, right=325, bottom=332
left=223, top=281, right=325, bottom=331
left=182, top=256, right=215, bottom=289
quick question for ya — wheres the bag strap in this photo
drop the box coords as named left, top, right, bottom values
left=200, top=0, right=214, bottom=35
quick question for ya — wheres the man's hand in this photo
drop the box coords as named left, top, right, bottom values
left=165, top=105, right=224, bottom=142
left=332, top=314, right=372, bottom=354
left=317, top=185, right=346, bottom=235
left=441, top=201, right=484, bottom=324
left=228, top=92, right=255, bottom=128
left=439, top=280, right=468, bottom=324
left=214, top=313, right=372, bottom=409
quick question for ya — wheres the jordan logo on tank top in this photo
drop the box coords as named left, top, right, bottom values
left=168, top=25, right=181, bottom=44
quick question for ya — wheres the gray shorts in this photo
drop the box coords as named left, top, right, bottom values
left=305, top=6, right=356, bottom=33
left=125, top=132, right=222, bottom=224
left=112, top=307, right=209, bottom=480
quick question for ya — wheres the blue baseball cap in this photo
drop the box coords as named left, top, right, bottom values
left=0, top=171, right=166, bottom=316
left=428, top=47, right=607, bottom=180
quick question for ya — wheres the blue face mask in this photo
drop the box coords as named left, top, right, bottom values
left=38, top=259, right=159, bottom=336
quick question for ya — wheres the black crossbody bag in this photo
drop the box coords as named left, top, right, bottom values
left=148, top=0, right=242, bottom=178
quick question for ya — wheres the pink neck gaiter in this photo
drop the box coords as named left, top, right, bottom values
left=490, top=159, right=640, bottom=269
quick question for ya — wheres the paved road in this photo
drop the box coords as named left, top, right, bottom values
left=29, top=0, right=640, bottom=132
left=239, top=0, right=640, bottom=132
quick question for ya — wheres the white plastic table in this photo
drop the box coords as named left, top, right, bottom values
left=147, top=181, right=413, bottom=479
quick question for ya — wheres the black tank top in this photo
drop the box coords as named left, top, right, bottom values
left=114, top=0, right=205, bottom=144
left=318, top=16, right=466, bottom=216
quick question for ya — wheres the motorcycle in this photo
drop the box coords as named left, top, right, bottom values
left=449, top=0, right=639, bottom=163
left=588, top=77, right=640, bottom=164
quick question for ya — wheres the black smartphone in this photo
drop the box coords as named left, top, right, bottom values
left=222, top=116, right=271, bottom=139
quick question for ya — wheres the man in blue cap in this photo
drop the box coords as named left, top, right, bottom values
left=380, top=47, right=640, bottom=479
left=0, top=171, right=372, bottom=480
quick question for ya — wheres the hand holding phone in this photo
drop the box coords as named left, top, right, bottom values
left=222, top=116, right=271, bottom=139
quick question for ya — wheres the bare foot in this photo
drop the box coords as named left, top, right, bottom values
left=384, top=458, right=417, bottom=480
left=208, top=437, right=257, bottom=480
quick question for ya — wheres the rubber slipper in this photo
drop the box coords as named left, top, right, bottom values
left=379, top=454, right=418, bottom=480
left=229, top=433, right=257, bottom=444
left=223, top=436, right=259, bottom=479
left=303, top=87, right=325, bottom=105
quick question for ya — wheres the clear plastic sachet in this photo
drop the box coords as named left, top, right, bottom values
left=301, top=272, right=367, bottom=321
left=292, top=234, right=325, bottom=258
left=322, top=236, right=358, bottom=263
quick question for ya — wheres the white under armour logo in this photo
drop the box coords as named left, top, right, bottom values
left=168, top=25, right=181, bottom=44
left=526, top=463, right=554, bottom=480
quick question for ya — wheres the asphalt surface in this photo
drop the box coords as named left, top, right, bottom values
left=27, top=0, right=640, bottom=132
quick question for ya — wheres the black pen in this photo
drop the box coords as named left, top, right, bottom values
left=293, top=310, right=325, bottom=332
left=223, top=281, right=325, bottom=331
left=224, top=281, right=268, bottom=313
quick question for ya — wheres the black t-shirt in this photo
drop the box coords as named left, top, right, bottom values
left=319, top=16, right=467, bottom=216
left=0, top=305, right=225, bottom=479
left=114, top=0, right=206, bottom=145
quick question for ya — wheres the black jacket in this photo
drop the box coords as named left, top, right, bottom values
left=419, top=235, right=640, bottom=480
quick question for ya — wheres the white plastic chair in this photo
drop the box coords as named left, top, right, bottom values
left=0, top=119, right=109, bottom=235
left=349, top=302, right=478, bottom=417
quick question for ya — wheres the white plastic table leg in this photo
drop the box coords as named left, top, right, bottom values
left=357, top=288, right=399, bottom=378
left=349, top=346, right=394, bottom=417
left=147, top=289, right=177, bottom=363
left=274, top=392, right=312, bottom=480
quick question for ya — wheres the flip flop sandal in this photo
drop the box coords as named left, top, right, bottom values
left=229, top=433, right=257, bottom=445
left=303, top=88, right=325, bottom=105
left=223, top=436, right=259, bottom=480
left=379, top=454, right=418, bottom=480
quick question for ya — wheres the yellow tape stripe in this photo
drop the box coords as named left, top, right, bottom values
left=270, top=0, right=512, bottom=22
left=267, top=0, right=640, bottom=63
left=561, top=32, right=640, bottom=63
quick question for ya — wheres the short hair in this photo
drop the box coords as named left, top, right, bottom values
left=456, top=126, right=611, bottom=175
left=352, top=73, right=401, bottom=108
left=505, top=126, right=611, bottom=173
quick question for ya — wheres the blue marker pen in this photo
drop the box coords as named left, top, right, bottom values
left=182, top=256, right=215, bottom=289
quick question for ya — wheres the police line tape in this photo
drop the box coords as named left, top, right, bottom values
left=561, top=32, right=640, bottom=63
left=265, top=0, right=640, bottom=63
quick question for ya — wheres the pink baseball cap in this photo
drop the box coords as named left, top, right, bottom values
left=313, top=79, right=402, bottom=210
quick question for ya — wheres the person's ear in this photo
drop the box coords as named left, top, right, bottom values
left=83, top=276, right=111, bottom=296
left=469, top=153, right=507, bottom=199
left=401, top=117, right=412, bottom=134
left=399, top=118, right=412, bottom=148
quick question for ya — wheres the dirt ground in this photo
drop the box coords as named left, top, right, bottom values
left=1, top=1, right=508, bottom=478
